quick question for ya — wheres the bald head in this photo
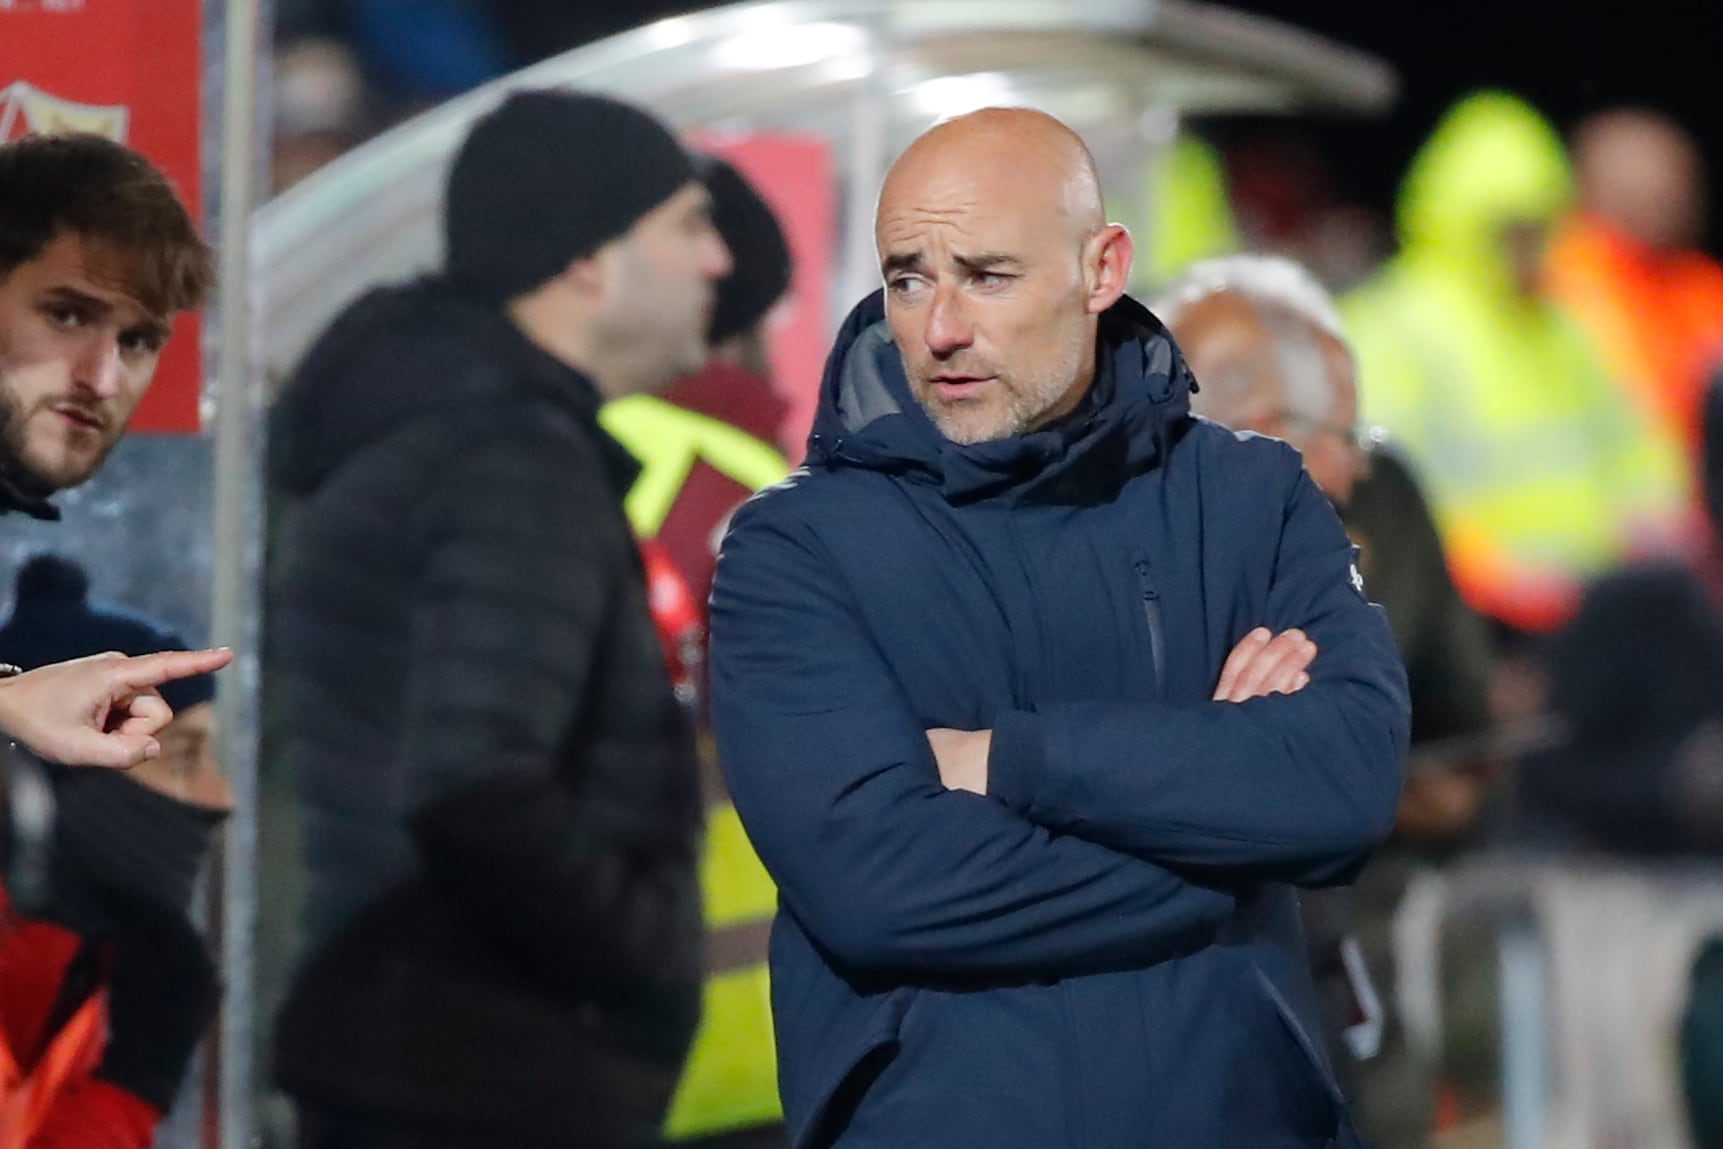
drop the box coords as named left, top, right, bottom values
left=1574, top=108, right=1705, bottom=251
left=873, top=108, right=1133, bottom=445
left=881, top=108, right=1106, bottom=243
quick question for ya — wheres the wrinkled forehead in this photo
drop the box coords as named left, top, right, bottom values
left=875, top=157, right=1075, bottom=263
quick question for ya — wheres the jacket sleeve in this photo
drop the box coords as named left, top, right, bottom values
left=400, top=431, right=699, bottom=990
left=709, top=496, right=1235, bottom=980
left=987, top=467, right=1409, bottom=887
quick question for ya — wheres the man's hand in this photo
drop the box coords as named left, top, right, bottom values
left=926, top=628, right=1315, bottom=792
left=1212, top=628, right=1316, bottom=703
left=927, top=727, right=992, bottom=795
left=0, top=649, right=234, bottom=768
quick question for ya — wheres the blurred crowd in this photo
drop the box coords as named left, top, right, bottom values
left=6, top=6, right=1723, bottom=1149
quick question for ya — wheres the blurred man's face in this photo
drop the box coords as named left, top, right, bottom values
left=1498, top=219, right=1550, bottom=300
left=594, top=182, right=732, bottom=395
left=131, top=701, right=232, bottom=812
left=1290, top=333, right=1365, bottom=507
left=0, top=232, right=165, bottom=495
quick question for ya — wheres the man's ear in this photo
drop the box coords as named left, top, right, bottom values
left=1084, top=223, right=1134, bottom=315
left=559, top=249, right=608, bottom=299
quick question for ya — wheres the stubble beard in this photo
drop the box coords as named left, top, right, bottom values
left=0, top=384, right=115, bottom=497
left=0, top=385, right=57, bottom=499
left=918, top=359, right=1083, bottom=447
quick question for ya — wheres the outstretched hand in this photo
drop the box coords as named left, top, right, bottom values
left=1212, top=628, right=1316, bottom=702
left=0, top=649, right=234, bottom=768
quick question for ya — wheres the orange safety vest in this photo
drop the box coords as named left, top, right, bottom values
left=1547, top=213, right=1723, bottom=458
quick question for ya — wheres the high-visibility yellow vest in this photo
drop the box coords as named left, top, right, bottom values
left=1342, top=92, right=1688, bottom=631
left=600, top=393, right=787, bottom=1139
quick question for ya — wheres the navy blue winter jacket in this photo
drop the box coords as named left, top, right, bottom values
left=709, top=291, right=1409, bottom=1149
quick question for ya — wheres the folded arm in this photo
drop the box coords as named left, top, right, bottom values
left=985, top=469, right=1409, bottom=886
left=709, top=500, right=1235, bottom=980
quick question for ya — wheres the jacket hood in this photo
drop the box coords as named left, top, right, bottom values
left=807, top=290, right=1194, bottom=506
left=270, top=277, right=616, bottom=495
left=1396, top=90, right=1573, bottom=298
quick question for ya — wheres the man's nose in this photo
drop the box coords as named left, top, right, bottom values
left=73, top=336, right=122, bottom=398
left=924, top=283, right=973, bottom=355
left=703, top=226, right=733, bottom=280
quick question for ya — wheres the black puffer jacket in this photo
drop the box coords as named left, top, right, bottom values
left=267, top=279, right=703, bottom=1144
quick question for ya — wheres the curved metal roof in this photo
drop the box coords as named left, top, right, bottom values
left=255, top=0, right=1396, bottom=385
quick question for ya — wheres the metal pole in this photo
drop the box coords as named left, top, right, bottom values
left=836, top=12, right=893, bottom=322
left=1499, top=915, right=1548, bottom=1149
left=211, top=0, right=265, bottom=1143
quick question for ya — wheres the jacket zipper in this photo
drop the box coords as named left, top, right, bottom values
left=1133, top=560, right=1166, bottom=696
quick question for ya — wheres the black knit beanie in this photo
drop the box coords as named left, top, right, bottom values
left=698, top=155, right=792, bottom=346
left=444, top=89, right=696, bottom=303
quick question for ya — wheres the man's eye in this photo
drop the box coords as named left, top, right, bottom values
left=888, top=275, right=925, bottom=295
left=119, top=330, right=163, bottom=356
left=43, top=305, right=82, bottom=329
left=974, top=272, right=1012, bottom=288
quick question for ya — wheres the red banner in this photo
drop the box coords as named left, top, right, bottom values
left=0, top=0, right=205, bottom=433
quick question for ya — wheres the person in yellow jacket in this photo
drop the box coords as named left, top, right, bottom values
left=1342, top=91, right=1687, bottom=636
left=601, top=154, right=792, bottom=1149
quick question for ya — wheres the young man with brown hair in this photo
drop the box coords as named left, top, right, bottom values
left=0, top=132, right=229, bottom=771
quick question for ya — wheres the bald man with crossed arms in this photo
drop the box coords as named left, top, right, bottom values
left=709, top=109, right=1409, bottom=1149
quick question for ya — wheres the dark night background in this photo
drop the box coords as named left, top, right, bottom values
left=478, top=0, right=1723, bottom=251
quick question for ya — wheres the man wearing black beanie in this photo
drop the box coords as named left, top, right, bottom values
left=268, top=88, right=729, bottom=1149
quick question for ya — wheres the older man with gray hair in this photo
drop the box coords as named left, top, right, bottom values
left=1155, top=255, right=1364, bottom=504
left=1158, top=253, right=1498, bottom=1148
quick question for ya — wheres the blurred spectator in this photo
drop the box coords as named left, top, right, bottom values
left=0, top=553, right=225, bottom=1148
left=1524, top=373, right=1723, bottom=1149
left=1517, top=376, right=1723, bottom=854
left=600, top=153, right=791, bottom=1149
left=347, top=0, right=508, bottom=104
left=267, top=91, right=726, bottom=1149
left=1129, top=128, right=1388, bottom=299
left=1133, top=134, right=1241, bottom=292
left=1225, top=128, right=1394, bottom=293
left=271, top=39, right=367, bottom=194
left=1547, top=108, right=1723, bottom=472
left=1160, top=254, right=1495, bottom=1149
left=1343, top=90, right=1687, bottom=638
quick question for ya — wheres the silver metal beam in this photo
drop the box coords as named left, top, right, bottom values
left=210, top=0, right=266, bottom=1142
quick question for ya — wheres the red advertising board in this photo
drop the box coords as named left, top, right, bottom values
left=693, top=131, right=835, bottom=462
left=1, top=0, right=205, bottom=433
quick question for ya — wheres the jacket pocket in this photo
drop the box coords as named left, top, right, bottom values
left=1246, top=962, right=1347, bottom=1133
left=1132, top=559, right=1167, bottom=699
